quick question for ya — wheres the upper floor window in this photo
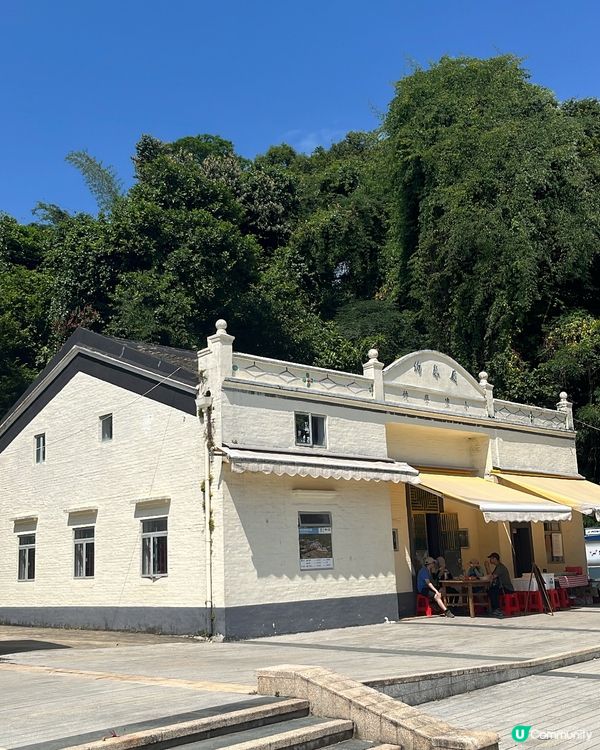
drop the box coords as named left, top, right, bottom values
left=18, top=534, right=36, bottom=580
left=99, top=413, right=113, bottom=442
left=295, top=413, right=326, bottom=447
left=141, top=518, right=168, bottom=577
left=74, top=527, right=95, bottom=578
left=34, top=433, right=46, bottom=464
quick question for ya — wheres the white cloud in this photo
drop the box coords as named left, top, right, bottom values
left=282, top=128, right=348, bottom=154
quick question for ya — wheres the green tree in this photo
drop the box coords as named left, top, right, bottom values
left=383, top=55, right=600, bottom=373
left=66, top=151, right=123, bottom=213
left=0, top=266, right=53, bottom=416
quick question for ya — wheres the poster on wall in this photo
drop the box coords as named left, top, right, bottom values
left=551, top=532, right=563, bottom=559
left=299, top=523, right=333, bottom=570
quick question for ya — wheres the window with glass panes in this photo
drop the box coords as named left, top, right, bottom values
left=294, top=413, right=326, bottom=447
left=74, top=527, right=95, bottom=578
left=18, top=534, right=35, bottom=580
left=141, top=518, right=168, bottom=576
left=34, top=433, right=45, bottom=464
left=99, top=414, right=113, bottom=442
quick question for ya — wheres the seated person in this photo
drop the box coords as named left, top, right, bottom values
left=417, top=556, right=455, bottom=618
left=467, top=559, right=485, bottom=578
left=466, top=558, right=486, bottom=594
left=436, top=556, right=459, bottom=595
left=486, top=552, right=514, bottom=618
left=436, top=556, right=453, bottom=582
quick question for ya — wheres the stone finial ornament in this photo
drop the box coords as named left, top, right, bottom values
left=363, top=347, right=384, bottom=400
left=478, top=371, right=488, bottom=387
left=557, top=391, right=574, bottom=430
left=215, top=319, right=228, bottom=331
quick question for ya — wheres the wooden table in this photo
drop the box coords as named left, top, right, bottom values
left=441, top=579, right=490, bottom=618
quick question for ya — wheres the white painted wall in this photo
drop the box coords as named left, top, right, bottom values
left=222, top=388, right=388, bottom=458
left=221, top=471, right=398, bottom=607
left=491, top=430, right=578, bottom=475
left=0, top=372, right=206, bottom=610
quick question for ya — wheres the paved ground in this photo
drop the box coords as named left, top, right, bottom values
left=1, top=607, right=599, bottom=748
left=423, top=658, right=600, bottom=749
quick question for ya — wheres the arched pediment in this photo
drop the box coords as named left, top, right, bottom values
left=383, top=350, right=485, bottom=401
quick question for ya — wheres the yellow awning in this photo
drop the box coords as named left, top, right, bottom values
left=418, top=473, right=572, bottom=523
left=495, top=473, right=600, bottom=519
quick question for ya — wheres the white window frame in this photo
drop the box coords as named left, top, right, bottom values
left=294, top=412, right=327, bottom=447
left=141, top=517, right=168, bottom=578
left=18, top=534, right=36, bottom=581
left=34, top=433, right=46, bottom=464
left=74, top=526, right=95, bottom=578
left=99, top=413, right=113, bottom=442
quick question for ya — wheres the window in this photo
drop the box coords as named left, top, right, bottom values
left=544, top=521, right=564, bottom=563
left=295, top=413, right=326, bottom=447
left=142, top=518, right=168, bottom=577
left=74, top=527, right=95, bottom=578
left=18, top=534, right=36, bottom=580
left=34, top=433, right=46, bottom=464
left=100, top=414, right=113, bottom=442
left=298, top=511, right=333, bottom=570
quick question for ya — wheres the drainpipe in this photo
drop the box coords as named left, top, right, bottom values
left=196, top=389, right=214, bottom=636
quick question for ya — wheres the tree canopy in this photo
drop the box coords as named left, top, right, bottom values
left=2, top=54, right=600, bottom=482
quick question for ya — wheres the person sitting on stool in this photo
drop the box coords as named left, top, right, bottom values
left=417, top=556, right=455, bottom=618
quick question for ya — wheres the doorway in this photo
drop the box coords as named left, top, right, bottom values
left=510, top=522, right=534, bottom=577
left=408, top=486, right=461, bottom=576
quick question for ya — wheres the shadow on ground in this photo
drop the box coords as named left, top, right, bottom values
left=0, top=640, right=71, bottom=656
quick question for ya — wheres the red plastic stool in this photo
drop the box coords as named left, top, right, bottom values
left=416, top=593, right=433, bottom=617
left=517, top=590, right=544, bottom=613
left=500, top=592, right=521, bottom=617
left=548, top=588, right=561, bottom=611
left=557, top=587, right=570, bottom=608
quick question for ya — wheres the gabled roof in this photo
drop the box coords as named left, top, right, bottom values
left=0, top=328, right=199, bottom=453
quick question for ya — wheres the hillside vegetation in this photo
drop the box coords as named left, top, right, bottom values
left=2, top=56, right=600, bottom=479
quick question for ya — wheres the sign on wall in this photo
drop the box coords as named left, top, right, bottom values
left=298, top=512, right=333, bottom=570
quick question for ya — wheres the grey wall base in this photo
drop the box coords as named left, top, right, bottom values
left=0, top=592, right=403, bottom=639
left=397, top=591, right=416, bottom=619
left=216, top=592, right=401, bottom=639
left=0, top=607, right=211, bottom=636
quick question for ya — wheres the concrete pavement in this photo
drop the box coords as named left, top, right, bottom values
left=1, top=608, right=599, bottom=748
left=423, top=658, right=600, bottom=749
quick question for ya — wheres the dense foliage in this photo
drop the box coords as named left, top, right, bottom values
left=2, top=55, right=600, bottom=483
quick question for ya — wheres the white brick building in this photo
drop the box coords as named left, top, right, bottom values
left=1, top=321, right=599, bottom=637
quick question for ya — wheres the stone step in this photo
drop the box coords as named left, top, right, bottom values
left=171, top=715, right=355, bottom=749
left=59, top=699, right=312, bottom=750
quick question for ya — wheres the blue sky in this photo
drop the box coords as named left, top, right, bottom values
left=3, top=1, right=600, bottom=222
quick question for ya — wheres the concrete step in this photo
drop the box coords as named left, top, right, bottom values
left=59, top=699, right=311, bottom=750
left=171, top=715, right=355, bottom=749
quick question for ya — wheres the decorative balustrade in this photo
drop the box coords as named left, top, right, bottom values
left=494, top=400, right=569, bottom=430
left=209, top=321, right=573, bottom=432
left=231, top=357, right=571, bottom=430
left=231, top=354, right=374, bottom=398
